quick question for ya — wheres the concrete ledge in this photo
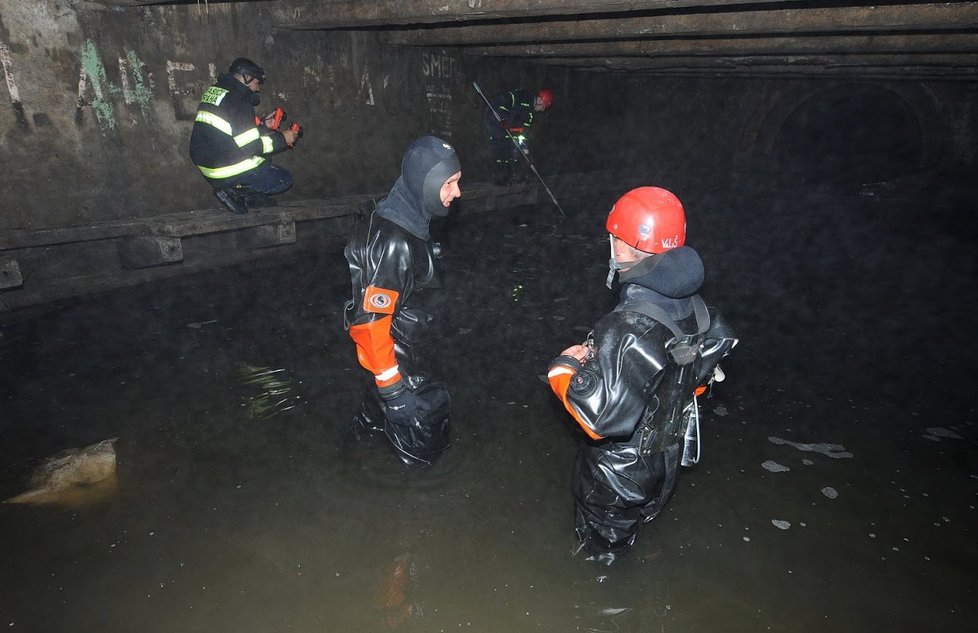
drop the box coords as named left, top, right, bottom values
left=0, top=185, right=531, bottom=252
left=236, top=222, right=297, bottom=250
left=0, top=180, right=540, bottom=314
left=0, top=196, right=376, bottom=250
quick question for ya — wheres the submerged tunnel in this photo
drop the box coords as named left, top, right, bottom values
left=1, top=1, right=977, bottom=632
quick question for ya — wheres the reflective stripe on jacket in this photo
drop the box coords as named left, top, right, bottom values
left=188, top=74, right=286, bottom=180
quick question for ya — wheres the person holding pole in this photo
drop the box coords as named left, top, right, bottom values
left=481, top=87, right=553, bottom=186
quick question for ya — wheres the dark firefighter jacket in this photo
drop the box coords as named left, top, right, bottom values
left=485, top=88, right=535, bottom=136
left=189, top=73, right=287, bottom=184
left=548, top=246, right=737, bottom=448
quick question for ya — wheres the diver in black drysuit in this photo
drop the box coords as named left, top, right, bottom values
left=344, top=136, right=462, bottom=468
left=549, top=187, right=737, bottom=563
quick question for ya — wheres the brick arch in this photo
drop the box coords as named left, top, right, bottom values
left=736, top=82, right=946, bottom=181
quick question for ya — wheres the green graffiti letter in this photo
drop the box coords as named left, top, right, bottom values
left=77, top=40, right=117, bottom=130
left=123, top=49, right=154, bottom=118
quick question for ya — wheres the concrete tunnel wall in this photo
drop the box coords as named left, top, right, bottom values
left=1, top=0, right=976, bottom=311
left=0, top=1, right=517, bottom=229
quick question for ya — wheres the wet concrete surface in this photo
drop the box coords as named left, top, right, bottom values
left=0, top=182, right=975, bottom=632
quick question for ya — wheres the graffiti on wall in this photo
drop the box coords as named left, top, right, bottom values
left=165, top=60, right=213, bottom=121
left=75, top=40, right=159, bottom=130
left=1, top=37, right=461, bottom=138
left=359, top=69, right=375, bottom=106
left=0, top=37, right=29, bottom=130
left=119, top=50, right=155, bottom=119
left=421, top=50, right=459, bottom=138
left=0, top=36, right=214, bottom=133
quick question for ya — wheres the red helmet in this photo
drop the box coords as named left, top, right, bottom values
left=536, top=88, right=554, bottom=110
left=606, top=187, right=686, bottom=253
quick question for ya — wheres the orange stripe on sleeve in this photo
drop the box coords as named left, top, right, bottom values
left=348, top=316, right=401, bottom=387
left=548, top=365, right=602, bottom=440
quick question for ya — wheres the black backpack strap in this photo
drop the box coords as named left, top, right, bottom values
left=618, top=295, right=710, bottom=337
left=617, top=295, right=711, bottom=365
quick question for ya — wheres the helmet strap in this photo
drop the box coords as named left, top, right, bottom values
left=606, top=234, right=639, bottom=289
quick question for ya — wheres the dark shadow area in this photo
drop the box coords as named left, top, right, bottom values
left=774, top=84, right=925, bottom=187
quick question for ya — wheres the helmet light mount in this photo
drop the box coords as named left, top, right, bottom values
left=229, top=57, right=266, bottom=85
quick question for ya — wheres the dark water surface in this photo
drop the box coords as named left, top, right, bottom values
left=1, top=184, right=975, bottom=632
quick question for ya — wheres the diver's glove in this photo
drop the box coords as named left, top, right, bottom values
left=382, top=388, right=419, bottom=427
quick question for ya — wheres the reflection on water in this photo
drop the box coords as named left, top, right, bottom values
left=1, top=194, right=976, bottom=632
left=375, top=552, right=420, bottom=628
left=236, top=363, right=301, bottom=420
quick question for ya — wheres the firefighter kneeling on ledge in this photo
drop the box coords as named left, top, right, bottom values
left=189, top=57, right=301, bottom=214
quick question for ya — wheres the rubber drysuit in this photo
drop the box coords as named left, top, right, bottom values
left=548, top=246, right=738, bottom=562
left=344, top=136, right=460, bottom=467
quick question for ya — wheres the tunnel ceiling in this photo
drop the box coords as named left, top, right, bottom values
left=104, top=1, right=977, bottom=80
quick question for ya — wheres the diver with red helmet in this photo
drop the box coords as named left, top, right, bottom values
left=483, top=88, right=553, bottom=185
left=548, top=187, right=738, bottom=564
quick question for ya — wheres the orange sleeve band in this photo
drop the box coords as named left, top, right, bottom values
left=348, top=316, right=400, bottom=387
left=548, top=367, right=602, bottom=441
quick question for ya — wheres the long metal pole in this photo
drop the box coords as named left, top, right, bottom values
left=473, top=81, right=566, bottom=218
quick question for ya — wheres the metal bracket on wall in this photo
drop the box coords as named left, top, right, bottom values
left=117, top=236, right=184, bottom=270
left=0, top=257, right=24, bottom=290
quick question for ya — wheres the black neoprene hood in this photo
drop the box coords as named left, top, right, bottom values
left=376, top=136, right=460, bottom=238
left=407, top=136, right=460, bottom=217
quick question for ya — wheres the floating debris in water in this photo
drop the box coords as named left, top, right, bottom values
left=924, top=427, right=963, bottom=441
left=4, top=438, right=119, bottom=507
left=762, top=460, right=790, bottom=473
left=821, top=486, right=839, bottom=499
left=187, top=319, right=218, bottom=329
left=236, top=363, right=301, bottom=420
left=768, top=436, right=853, bottom=459
left=772, top=519, right=791, bottom=530
left=713, top=404, right=729, bottom=417
left=573, top=604, right=632, bottom=630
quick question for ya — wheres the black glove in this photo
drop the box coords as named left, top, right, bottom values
left=382, top=388, right=419, bottom=427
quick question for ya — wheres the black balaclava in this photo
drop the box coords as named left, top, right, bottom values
left=377, top=136, right=460, bottom=239
left=618, top=246, right=705, bottom=319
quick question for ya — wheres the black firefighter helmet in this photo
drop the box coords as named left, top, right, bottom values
left=229, top=57, right=265, bottom=84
